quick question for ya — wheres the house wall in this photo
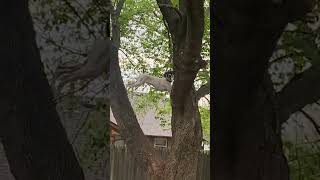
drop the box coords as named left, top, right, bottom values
left=110, top=123, right=172, bottom=148
left=110, top=131, right=172, bottom=149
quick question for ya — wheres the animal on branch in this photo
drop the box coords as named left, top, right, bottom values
left=55, top=39, right=112, bottom=93
left=126, top=70, right=174, bottom=92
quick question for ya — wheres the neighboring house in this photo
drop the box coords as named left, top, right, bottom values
left=110, top=109, right=172, bottom=149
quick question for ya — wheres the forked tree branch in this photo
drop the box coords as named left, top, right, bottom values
left=110, top=0, right=125, bottom=48
left=184, top=0, right=205, bottom=59
left=165, top=0, right=205, bottom=112
left=156, top=0, right=183, bottom=38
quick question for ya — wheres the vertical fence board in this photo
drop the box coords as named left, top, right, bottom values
left=110, top=146, right=210, bottom=180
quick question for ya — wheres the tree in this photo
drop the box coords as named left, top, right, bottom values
left=107, top=0, right=210, bottom=179
left=106, top=0, right=210, bottom=178
left=213, top=0, right=318, bottom=179
left=0, top=0, right=85, bottom=179
left=54, top=0, right=209, bottom=179
left=29, top=0, right=209, bottom=179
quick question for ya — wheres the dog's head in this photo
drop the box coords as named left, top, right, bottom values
left=163, top=71, right=174, bottom=82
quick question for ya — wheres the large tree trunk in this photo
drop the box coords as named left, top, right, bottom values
left=163, top=87, right=203, bottom=180
left=109, top=40, right=203, bottom=180
left=226, top=74, right=289, bottom=180
left=155, top=0, right=206, bottom=179
left=48, top=0, right=206, bottom=179
left=0, top=1, right=85, bottom=179
left=213, top=1, right=314, bottom=180
left=109, top=46, right=161, bottom=176
left=109, top=1, right=167, bottom=179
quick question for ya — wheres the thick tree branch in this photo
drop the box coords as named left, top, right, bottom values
left=158, top=3, right=182, bottom=18
left=0, top=1, right=85, bottom=179
left=109, top=45, right=163, bottom=177
left=212, top=0, right=316, bottom=179
left=185, top=0, right=204, bottom=59
left=110, top=0, right=125, bottom=48
left=108, top=0, right=164, bottom=176
left=168, top=0, right=206, bottom=112
left=278, top=66, right=320, bottom=124
left=196, top=81, right=210, bottom=101
left=156, top=0, right=182, bottom=37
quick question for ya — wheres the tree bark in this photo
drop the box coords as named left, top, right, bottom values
left=213, top=0, right=314, bottom=180
left=155, top=0, right=206, bottom=179
left=109, top=44, right=163, bottom=178
left=108, top=0, right=206, bottom=179
left=0, top=1, right=85, bottom=179
left=163, top=88, right=203, bottom=180
left=42, top=0, right=207, bottom=178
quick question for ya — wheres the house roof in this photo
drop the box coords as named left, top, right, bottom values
left=110, top=109, right=172, bottom=137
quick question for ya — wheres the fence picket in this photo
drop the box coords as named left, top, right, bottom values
left=110, top=146, right=210, bottom=180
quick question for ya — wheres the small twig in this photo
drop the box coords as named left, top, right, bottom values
left=119, top=48, right=136, bottom=67
left=62, top=0, right=97, bottom=39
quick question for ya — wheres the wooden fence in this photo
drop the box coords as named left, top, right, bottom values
left=110, top=146, right=210, bottom=180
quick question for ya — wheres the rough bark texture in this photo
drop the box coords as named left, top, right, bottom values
left=155, top=0, right=206, bottom=179
left=108, top=2, right=166, bottom=178
left=45, top=0, right=208, bottom=179
left=108, top=0, right=207, bottom=179
left=109, top=46, right=164, bottom=177
left=214, top=0, right=315, bottom=180
left=0, top=1, right=85, bottom=179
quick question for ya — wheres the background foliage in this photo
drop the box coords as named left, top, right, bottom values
left=29, top=0, right=211, bottom=171
left=29, top=0, right=320, bottom=178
